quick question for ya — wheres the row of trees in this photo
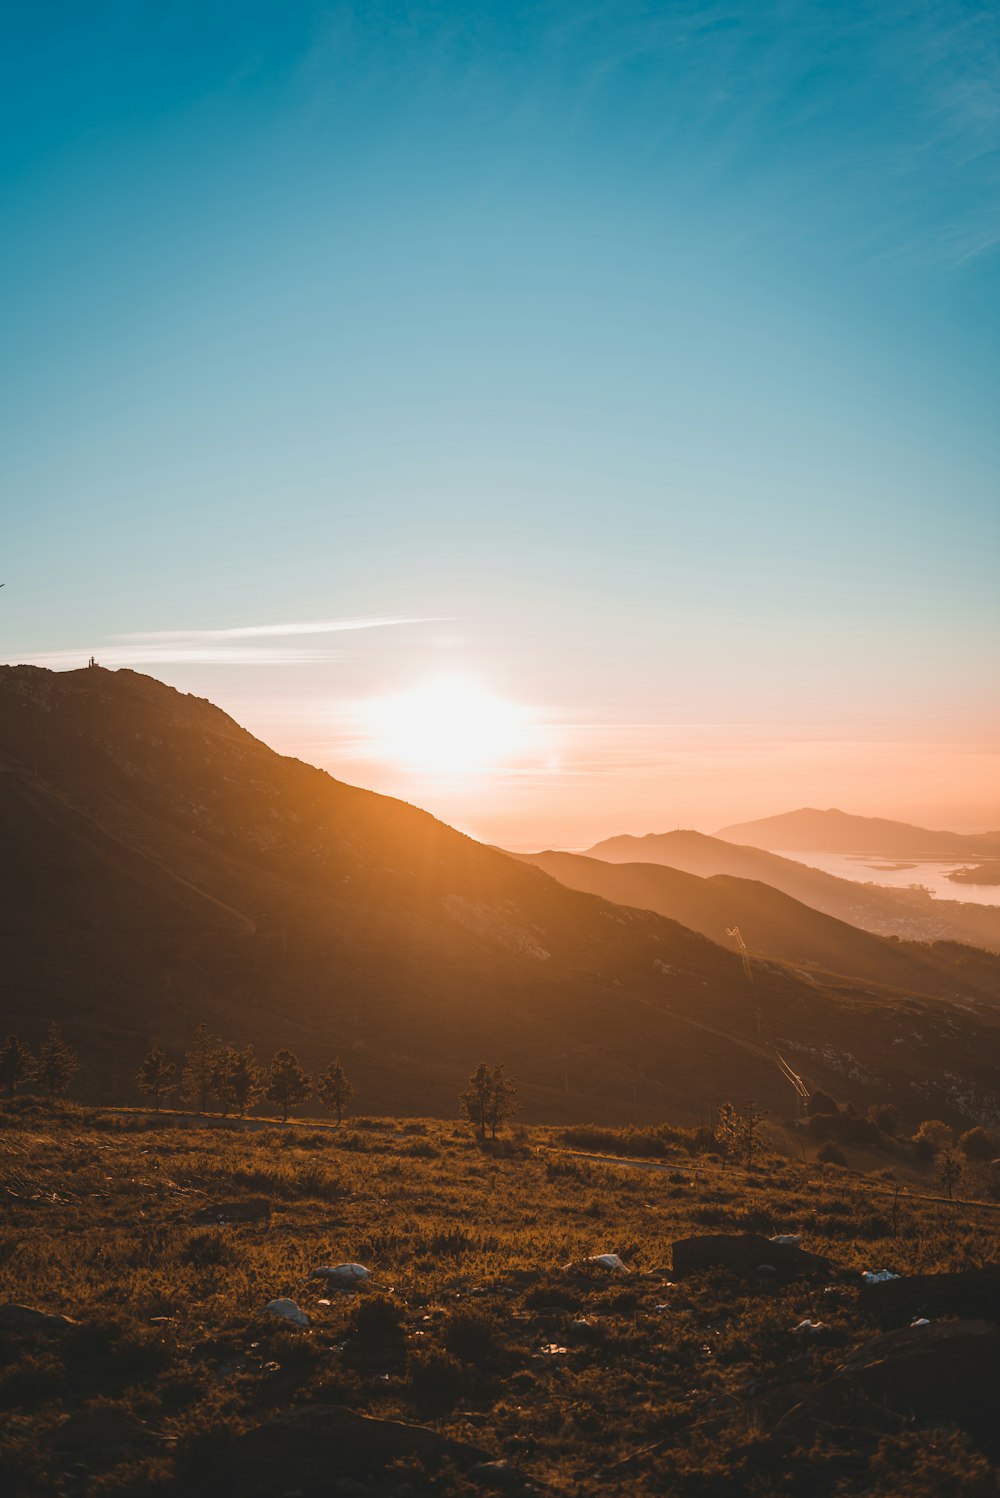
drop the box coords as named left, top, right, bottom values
left=0, top=1026, right=78, bottom=1099
left=139, top=1026, right=355, bottom=1122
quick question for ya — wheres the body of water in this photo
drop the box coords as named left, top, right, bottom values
left=786, top=851, right=1000, bottom=907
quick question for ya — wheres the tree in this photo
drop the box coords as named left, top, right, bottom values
left=913, top=1119, right=953, bottom=1158
left=486, top=1063, right=519, bottom=1139
left=265, top=1049, right=312, bottom=1122
left=958, top=1125, right=994, bottom=1162
left=317, top=1058, right=353, bottom=1124
left=459, top=1062, right=519, bottom=1140
left=867, top=1102, right=903, bottom=1137
left=715, top=1102, right=741, bottom=1167
left=35, top=1023, right=78, bottom=1099
left=460, top=1063, right=493, bottom=1138
left=938, top=1148, right=962, bottom=1201
left=715, top=1100, right=768, bottom=1167
left=806, top=1089, right=838, bottom=1117
left=738, top=1100, right=768, bottom=1166
left=0, top=1034, right=35, bottom=1099
left=212, top=1045, right=264, bottom=1117
left=137, top=1044, right=176, bottom=1109
left=181, top=1024, right=219, bottom=1113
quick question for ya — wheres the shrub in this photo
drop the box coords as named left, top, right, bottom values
left=806, top=1089, right=839, bottom=1117
left=443, top=1307, right=505, bottom=1366
left=958, top=1126, right=994, bottom=1161
left=817, top=1141, right=848, bottom=1166
left=867, top=1102, right=903, bottom=1136
left=913, top=1120, right=953, bottom=1155
left=808, top=1112, right=880, bottom=1147
left=347, top=1297, right=406, bottom=1345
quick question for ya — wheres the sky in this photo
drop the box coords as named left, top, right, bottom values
left=2, top=1, right=998, bottom=847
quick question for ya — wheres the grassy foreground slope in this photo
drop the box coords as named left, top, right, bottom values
left=1, top=1105, right=997, bottom=1497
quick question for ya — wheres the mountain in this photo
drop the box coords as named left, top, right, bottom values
left=515, top=850, right=1000, bottom=1004
left=714, top=807, right=1000, bottom=858
left=585, top=830, right=1000, bottom=953
left=2, top=665, right=999, bottom=1127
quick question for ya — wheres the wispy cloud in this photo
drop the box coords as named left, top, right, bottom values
left=122, top=615, right=444, bottom=642
left=3, top=616, right=445, bottom=670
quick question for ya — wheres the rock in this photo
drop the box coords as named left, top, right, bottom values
left=860, top=1268, right=900, bottom=1284
left=195, top=1198, right=271, bottom=1225
left=859, top=1265, right=1000, bottom=1328
left=0, top=1303, right=77, bottom=1331
left=671, top=1234, right=831, bottom=1279
left=777, top=1319, right=1000, bottom=1435
left=561, top=1253, right=627, bottom=1273
left=769, top=1234, right=801, bottom=1246
left=264, top=1297, right=310, bottom=1326
left=792, top=1319, right=827, bottom=1334
left=192, top=1405, right=489, bottom=1495
left=311, top=1262, right=371, bottom=1287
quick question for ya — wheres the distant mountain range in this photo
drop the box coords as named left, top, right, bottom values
left=517, top=850, right=1000, bottom=1003
left=584, top=830, right=1000, bottom=953
left=2, top=666, right=999, bottom=1126
left=714, top=807, right=1000, bottom=858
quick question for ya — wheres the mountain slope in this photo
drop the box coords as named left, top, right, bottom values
left=516, top=850, right=1000, bottom=1003
left=715, top=807, right=1000, bottom=858
left=2, top=665, right=998, bottom=1126
left=585, top=830, right=1000, bottom=953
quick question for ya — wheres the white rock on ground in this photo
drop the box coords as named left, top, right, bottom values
left=587, top=1253, right=627, bottom=1272
left=264, top=1298, right=310, bottom=1326
left=311, top=1263, right=372, bottom=1286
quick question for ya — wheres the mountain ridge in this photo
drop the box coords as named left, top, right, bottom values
left=2, top=665, right=999, bottom=1126
left=714, top=807, right=1000, bottom=858
left=584, top=829, right=1000, bottom=952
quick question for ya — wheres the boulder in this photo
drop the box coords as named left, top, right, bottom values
left=777, top=1319, right=1000, bottom=1434
left=561, top=1253, right=627, bottom=1274
left=0, top=1303, right=78, bottom=1331
left=671, top=1234, right=831, bottom=1279
left=311, top=1262, right=371, bottom=1287
left=264, top=1297, right=310, bottom=1326
left=858, top=1265, right=1000, bottom=1328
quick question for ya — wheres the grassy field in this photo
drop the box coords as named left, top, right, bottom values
left=1, top=1102, right=998, bottom=1496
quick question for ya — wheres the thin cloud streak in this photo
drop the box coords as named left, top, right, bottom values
left=122, top=615, right=447, bottom=641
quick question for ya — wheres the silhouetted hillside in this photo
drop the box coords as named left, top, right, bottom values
left=586, top=830, right=1000, bottom=953
left=715, top=807, right=1000, bottom=858
left=517, top=850, right=1000, bottom=1004
left=2, top=666, right=998, bottom=1126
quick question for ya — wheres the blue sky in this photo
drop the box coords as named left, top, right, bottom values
left=2, top=2, right=998, bottom=841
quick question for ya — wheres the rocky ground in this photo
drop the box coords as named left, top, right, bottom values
left=1, top=1103, right=998, bottom=1496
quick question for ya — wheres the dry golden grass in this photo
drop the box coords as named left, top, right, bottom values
left=1, top=1101, right=997, bottom=1496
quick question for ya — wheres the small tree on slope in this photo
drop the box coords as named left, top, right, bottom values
left=35, top=1024, right=78, bottom=1099
left=317, top=1058, right=354, bottom=1124
left=0, top=1034, right=35, bottom=1099
left=214, top=1045, right=265, bottom=1117
left=181, top=1025, right=220, bottom=1113
left=137, top=1044, right=176, bottom=1109
left=266, top=1049, right=312, bottom=1122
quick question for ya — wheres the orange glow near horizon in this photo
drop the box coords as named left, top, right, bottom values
left=357, top=673, right=537, bottom=777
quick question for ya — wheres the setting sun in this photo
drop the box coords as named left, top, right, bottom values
left=360, top=673, right=533, bottom=775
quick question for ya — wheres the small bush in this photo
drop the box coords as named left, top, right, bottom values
left=817, top=1141, right=848, bottom=1166
left=443, top=1307, right=505, bottom=1366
